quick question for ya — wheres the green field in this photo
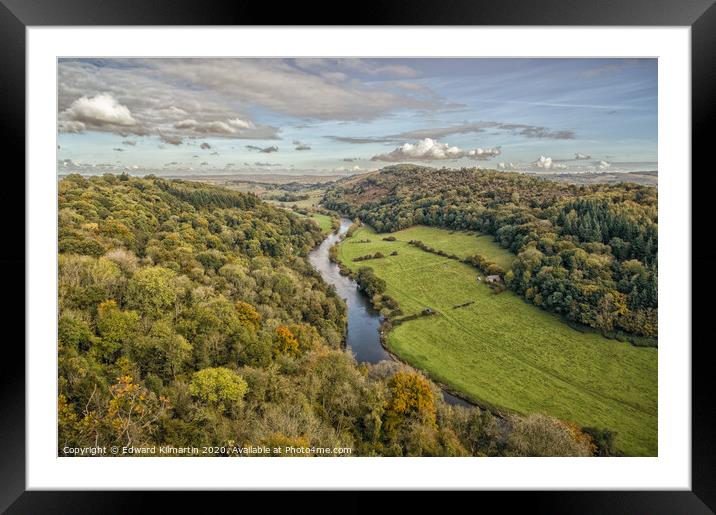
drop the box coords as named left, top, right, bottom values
left=389, top=225, right=515, bottom=269
left=288, top=211, right=334, bottom=235
left=337, top=225, right=657, bottom=456
left=309, top=212, right=334, bottom=234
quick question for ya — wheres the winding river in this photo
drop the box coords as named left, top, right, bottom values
left=309, top=218, right=471, bottom=407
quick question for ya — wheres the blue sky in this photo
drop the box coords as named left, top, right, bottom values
left=57, top=58, right=657, bottom=176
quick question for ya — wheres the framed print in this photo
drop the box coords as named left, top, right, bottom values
left=2, top=0, right=715, bottom=512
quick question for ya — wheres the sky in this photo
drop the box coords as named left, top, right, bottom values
left=57, top=58, right=657, bottom=177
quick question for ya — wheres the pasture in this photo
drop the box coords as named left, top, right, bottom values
left=309, top=212, right=334, bottom=234
left=392, top=225, right=515, bottom=269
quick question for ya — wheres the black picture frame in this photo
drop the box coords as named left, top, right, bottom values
left=2, top=0, right=714, bottom=512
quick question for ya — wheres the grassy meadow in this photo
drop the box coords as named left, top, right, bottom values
left=392, top=225, right=515, bottom=269
left=309, top=212, right=334, bottom=234
left=288, top=211, right=334, bottom=235
left=337, top=225, right=658, bottom=456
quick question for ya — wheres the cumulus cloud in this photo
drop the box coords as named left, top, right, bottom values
left=536, top=156, right=552, bottom=169
left=574, top=152, right=591, bottom=160
left=293, top=141, right=311, bottom=151
left=371, top=138, right=500, bottom=162
left=62, top=93, right=137, bottom=130
left=246, top=145, right=279, bottom=153
left=467, top=147, right=501, bottom=160
left=200, top=142, right=211, bottom=150
left=535, top=155, right=567, bottom=170
left=598, top=160, right=611, bottom=170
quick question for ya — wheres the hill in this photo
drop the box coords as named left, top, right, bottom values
left=324, top=165, right=658, bottom=341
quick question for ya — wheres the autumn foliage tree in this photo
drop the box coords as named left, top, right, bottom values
left=273, top=325, right=300, bottom=357
left=383, top=371, right=436, bottom=436
left=235, top=301, right=261, bottom=331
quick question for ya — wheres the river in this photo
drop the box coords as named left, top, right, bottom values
left=308, top=217, right=471, bottom=407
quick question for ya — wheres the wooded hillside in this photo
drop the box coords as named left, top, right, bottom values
left=58, top=174, right=601, bottom=457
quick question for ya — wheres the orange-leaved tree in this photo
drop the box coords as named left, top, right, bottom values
left=383, top=371, right=436, bottom=436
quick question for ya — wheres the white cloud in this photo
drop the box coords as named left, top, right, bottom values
left=371, top=138, right=500, bottom=162
left=174, top=119, right=231, bottom=134
left=467, top=147, right=501, bottom=160
left=227, top=118, right=253, bottom=129
left=574, top=152, right=591, bottom=160
left=598, top=160, right=611, bottom=170
left=536, top=155, right=552, bottom=168
left=535, top=155, right=567, bottom=170
left=334, top=165, right=363, bottom=173
left=63, top=93, right=136, bottom=128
